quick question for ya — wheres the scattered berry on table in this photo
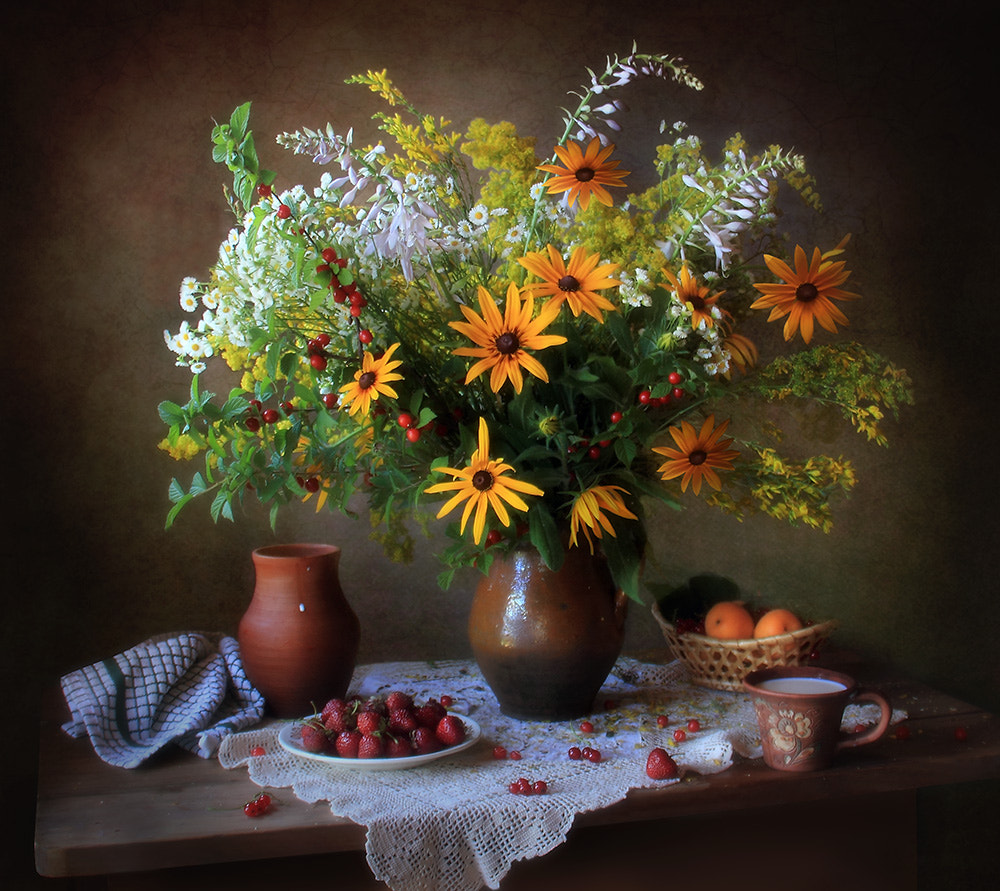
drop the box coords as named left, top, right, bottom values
left=656, top=714, right=669, bottom=728
left=243, top=792, right=272, bottom=817
left=645, top=747, right=679, bottom=780
left=492, top=745, right=508, bottom=760
left=579, top=721, right=594, bottom=733
left=567, top=746, right=582, bottom=760
left=439, top=695, right=454, bottom=708
left=673, top=729, right=687, bottom=742
left=687, top=719, right=701, bottom=732
left=250, top=746, right=266, bottom=757
left=509, top=750, right=522, bottom=761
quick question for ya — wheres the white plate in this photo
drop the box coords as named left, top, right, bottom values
left=277, top=715, right=482, bottom=770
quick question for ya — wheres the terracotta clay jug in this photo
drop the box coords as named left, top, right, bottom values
left=468, top=546, right=628, bottom=720
left=238, top=543, right=360, bottom=717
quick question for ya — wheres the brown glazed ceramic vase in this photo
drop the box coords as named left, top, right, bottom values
left=469, top=546, right=628, bottom=720
left=238, top=543, right=360, bottom=717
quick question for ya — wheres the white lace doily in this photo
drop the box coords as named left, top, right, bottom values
left=218, top=658, right=904, bottom=891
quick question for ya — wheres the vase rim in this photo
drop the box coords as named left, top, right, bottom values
left=253, top=543, right=341, bottom=561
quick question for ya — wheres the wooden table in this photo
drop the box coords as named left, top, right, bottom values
left=34, top=652, right=1000, bottom=889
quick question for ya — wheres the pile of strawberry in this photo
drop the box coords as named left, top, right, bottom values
left=298, top=690, right=466, bottom=759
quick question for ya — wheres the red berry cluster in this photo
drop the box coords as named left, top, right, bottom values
left=306, top=331, right=332, bottom=371
left=637, top=370, right=687, bottom=409
left=244, top=397, right=296, bottom=431
left=508, top=777, right=548, bottom=795
left=243, top=791, right=272, bottom=817
left=397, top=412, right=423, bottom=444
left=492, top=745, right=522, bottom=761
left=566, top=745, right=603, bottom=763
left=298, top=691, right=465, bottom=760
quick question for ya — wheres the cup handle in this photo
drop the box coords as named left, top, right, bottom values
left=837, top=687, right=892, bottom=750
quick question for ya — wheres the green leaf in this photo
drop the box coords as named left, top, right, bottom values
left=528, top=505, right=563, bottom=571
left=229, top=102, right=251, bottom=140
left=158, top=400, right=186, bottom=426
left=168, top=478, right=187, bottom=503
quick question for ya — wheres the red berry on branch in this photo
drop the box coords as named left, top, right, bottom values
left=668, top=371, right=683, bottom=385
left=310, top=353, right=328, bottom=371
left=672, top=387, right=685, bottom=400
left=276, top=204, right=291, bottom=219
left=321, top=247, right=337, bottom=263
left=638, top=389, right=652, bottom=405
left=262, top=408, right=279, bottom=424
left=610, top=411, right=623, bottom=424
left=358, top=329, right=373, bottom=344
left=256, top=183, right=272, bottom=198
left=397, top=412, right=415, bottom=428
left=322, top=393, right=338, bottom=410
left=304, top=477, right=320, bottom=493
left=406, top=427, right=421, bottom=443
left=244, top=417, right=261, bottom=432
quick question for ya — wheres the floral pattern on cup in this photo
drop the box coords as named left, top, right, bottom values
left=756, top=701, right=817, bottom=767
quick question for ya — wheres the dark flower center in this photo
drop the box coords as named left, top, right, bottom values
left=495, top=332, right=520, bottom=355
left=558, top=275, right=580, bottom=292
left=575, top=167, right=596, bottom=182
left=358, top=371, right=377, bottom=390
left=688, top=294, right=705, bottom=310
left=795, top=282, right=819, bottom=303
left=688, top=449, right=707, bottom=466
left=472, top=470, right=494, bottom=491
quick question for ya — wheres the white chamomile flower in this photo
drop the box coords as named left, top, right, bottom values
left=189, top=361, right=207, bottom=375
left=529, top=182, right=546, bottom=201
left=468, top=204, right=489, bottom=226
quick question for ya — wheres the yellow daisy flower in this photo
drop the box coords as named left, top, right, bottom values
left=750, top=237, right=861, bottom=344
left=653, top=415, right=740, bottom=495
left=425, top=417, right=544, bottom=543
left=662, top=265, right=725, bottom=329
left=519, top=245, right=620, bottom=322
left=537, top=137, right=630, bottom=210
left=568, top=485, right=638, bottom=552
left=450, top=282, right=567, bottom=393
left=338, top=342, right=404, bottom=416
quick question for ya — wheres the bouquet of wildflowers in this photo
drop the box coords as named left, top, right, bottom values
left=159, top=46, right=912, bottom=598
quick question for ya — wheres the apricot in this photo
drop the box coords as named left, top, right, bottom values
left=753, top=608, right=804, bottom=639
left=703, top=601, right=755, bottom=640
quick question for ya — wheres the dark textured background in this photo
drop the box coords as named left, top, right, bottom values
left=5, top=1, right=996, bottom=886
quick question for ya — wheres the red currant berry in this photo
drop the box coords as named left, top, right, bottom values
left=508, top=781, right=521, bottom=794
left=516, top=778, right=532, bottom=795
left=310, top=353, right=328, bottom=371
left=322, top=393, right=339, bottom=409
left=250, top=746, right=266, bottom=757
left=349, top=305, right=363, bottom=318
left=579, top=721, right=594, bottom=733
left=509, top=750, right=522, bottom=761
left=485, top=529, right=502, bottom=546
left=256, top=183, right=272, bottom=198
left=673, top=729, right=687, bottom=742
left=687, top=719, right=701, bottom=732
left=406, top=427, right=421, bottom=443
left=315, top=332, right=331, bottom=347
left=276, top=204, right=291, bottom=219
left=358, top=329, right=373, bottom=344
left=244, top=417, right=261, bottom=432
left=440, top=695, right=454, bottom=708
left=532, top=780, right=548, bottom=795
left=610, top=411, right=623, bottom=424
left=567, top=746, right=582, bottom=760
left=493, top=745, right=507, bottom=760
left=584, top=748, right=602, bottom=763
left=261, top=408, right=279, bottom=424
left=397, top=412, right=415, bottom=428
left=668, top=371, right=683, bottom=385
left=321, top=247, right=337, bottom=263
left=638, top=389, right=652, bottom=405
left=587, top=446, right=601, bottom=460
left=304, top=477, right=320, bottom=493
left=672, top=387, right=685, bottom=400
left=280, top=401, right=294, bottom=415
left=656, top=714, right=669, bottom=728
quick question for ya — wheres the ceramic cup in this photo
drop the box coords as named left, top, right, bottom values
left=744, top=666, right=892, bottom=771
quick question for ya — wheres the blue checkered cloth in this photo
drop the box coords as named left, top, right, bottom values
left=61, top=632, right=266, bottom=768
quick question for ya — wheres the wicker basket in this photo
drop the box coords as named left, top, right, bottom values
left=651, top=601, right=838, bottom=691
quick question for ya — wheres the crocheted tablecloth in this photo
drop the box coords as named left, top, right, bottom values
left=218, top=657, right=902, bottom=891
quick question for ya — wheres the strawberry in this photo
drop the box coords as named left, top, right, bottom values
left=320, top=697, right=347, bottom=723
left=385, top=691, right=414, bottom=712
left=435, top=715, right=466, bottom=747
left=387, top=708, right=418, bottom=735
left=411, top=726, right=441, bottom=755
left=356, top=710, right=384, bottom=735
left=645, top=747, right=679, bottom=780
left=414, top=699, right=447, bottom=728
left=363, top=696, right=387, bottom=716
left=386, top=735, right=415, bottom=758
left=323, top=701, right=354, bottom=734
left=334, top=729, right=361, bottom=758
left=299, top=718, right=329, bottom=754
left=358, top=733, right=385, bottom=759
